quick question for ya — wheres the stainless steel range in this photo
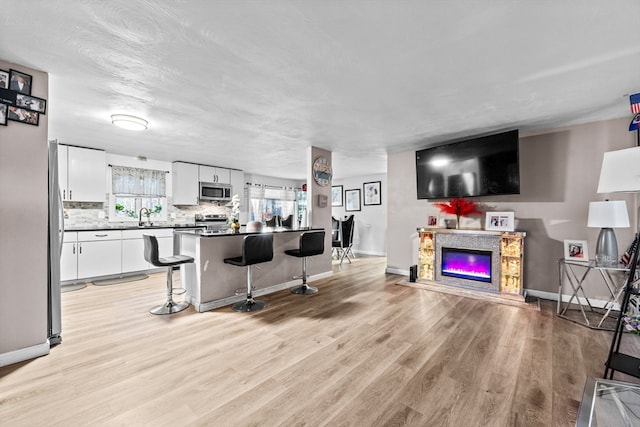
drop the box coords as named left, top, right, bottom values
left=195, top=213, right=229, bottom=232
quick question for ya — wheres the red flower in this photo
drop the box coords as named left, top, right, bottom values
left=434, top=198, right=482, bottom=218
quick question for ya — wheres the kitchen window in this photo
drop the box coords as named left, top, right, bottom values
left=109, top=166, right=167, bottom=222
left=247, top=185, right=297, bottom=223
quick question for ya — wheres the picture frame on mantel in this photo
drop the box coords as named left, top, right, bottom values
left=485, top=211, right=515, bottom=231
left=345, top=188, right=361, bottom=212
left=331, top=185, right=343, bottom=207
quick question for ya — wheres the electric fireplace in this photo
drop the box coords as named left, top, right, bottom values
left=441, top=247, right=492, bottom=283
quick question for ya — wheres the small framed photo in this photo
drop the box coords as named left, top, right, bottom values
left=427, top=215, right=439, bottom=227
left=0, top=70, right=8, bottom=89
left=345, top=188, right=361, bottom=212
left=331, top=185, right=343, bottom=207
left=15, top=93, right=46, bottom=114
left=9, top=69, right=32, bottom=95
left=0, top=103, right=7, bottom=126
left=7, top=106, right=39, bottom=126
left=485, top=211, right=515, bottom=231
left=363, top=181, right=381, bottom=206
left=564, top=240, right=589, bottom=262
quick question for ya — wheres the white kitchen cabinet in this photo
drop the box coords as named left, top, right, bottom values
left=199, top=165, right=230, bottom=184
left=172, top=161, right=199, bottom=205
left=121, top=228, right=174, bottom=273
left=59, top=145, right=106, bottom=202
left=77, top=231, right=122, bottom=279
left=60, top=232, right=78, bottom=282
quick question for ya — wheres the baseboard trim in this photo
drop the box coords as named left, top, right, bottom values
left=0, top=340, right=50, bottom=368
left=526, top=289, right=619, bottom=310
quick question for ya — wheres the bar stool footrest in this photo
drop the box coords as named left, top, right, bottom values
left=150, top=300, right=189, bottom=315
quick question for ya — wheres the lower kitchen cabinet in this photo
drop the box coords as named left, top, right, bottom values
left=121, top=228, right=174, bottom=273
left=61, top=232, right=79, bottom=282
left=77, top=231, right=122, bottom=279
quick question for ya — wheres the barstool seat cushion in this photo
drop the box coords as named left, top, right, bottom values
left=224, top=234, right=274, bottom=267
left=285, top=231, right=325, bottom=258
left=154, top=254, right=194, bottom=267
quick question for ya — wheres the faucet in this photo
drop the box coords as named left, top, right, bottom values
left=138, top=207, right=151, bottom=226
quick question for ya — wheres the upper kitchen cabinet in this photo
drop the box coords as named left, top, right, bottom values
left=58, top=145, right=106, bottom=202
left=199, top=165, right=230, bottom=184
left=172, top=161, right=199, bottom=205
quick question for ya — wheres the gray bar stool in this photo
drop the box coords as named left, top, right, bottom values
left=224, top=234, right=274, bottom=312
left=143, top=234, right=194, bottom=315
left=285, top=231, right=325, bottom=294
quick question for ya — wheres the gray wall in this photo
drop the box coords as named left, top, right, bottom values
left=0, top=60, right=49, bottom=363
left=331, top=173, right=387, bottom=256
left=387, top=118, right=636, bottom=299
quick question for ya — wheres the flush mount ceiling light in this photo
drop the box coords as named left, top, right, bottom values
left=111, top=114, right=148, bottom=131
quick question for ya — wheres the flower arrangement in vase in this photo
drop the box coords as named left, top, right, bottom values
left=228, top=194, right=241, bottom=233
left=433, top=197, right=482, bottom=229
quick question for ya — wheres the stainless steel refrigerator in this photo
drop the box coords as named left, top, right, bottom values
left=48, top=140, right=63, bottom=345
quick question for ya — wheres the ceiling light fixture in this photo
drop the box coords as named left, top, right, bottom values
left=111, top=114, right=148, bottom=131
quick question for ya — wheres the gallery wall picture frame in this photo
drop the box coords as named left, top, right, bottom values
left=564, top=239, right=589, bottom=262
left=363, top=181, right=381, bottom=206
left=345, top=188, right=361, bottom=212
left=485, top=211, right=515, bottom=231
left=0, top=103, right=7, bottom=126
left=332, top=185, right=343, bottom=206
left=7, top=106, right=39, bottom=126
left=16, top=93, right=46, bottom=114
left=9, top=69, right=32, bottom=95
left=0, top=69, right=8, bottom=89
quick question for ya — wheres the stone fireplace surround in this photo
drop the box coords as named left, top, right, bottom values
left=435, top=231, right=502, bottom=292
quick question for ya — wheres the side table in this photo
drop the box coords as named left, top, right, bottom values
left=558, top=259, right=629, bottom=330
left=577, top=377, right=640, bottom=426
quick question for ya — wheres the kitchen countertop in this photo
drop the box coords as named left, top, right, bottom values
left=65, top=223, right=206, bottom=232
left=174, top=227, right=323, bottom=237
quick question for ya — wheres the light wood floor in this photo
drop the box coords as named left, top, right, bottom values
left=0, top=256, right=626, bottom=426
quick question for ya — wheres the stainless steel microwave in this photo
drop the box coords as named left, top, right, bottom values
left=199, top=182, right=232, bottom=201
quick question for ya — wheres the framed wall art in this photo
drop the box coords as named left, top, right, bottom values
left=331, top=185, right=343, bottom=206
left=7, top=106, right=39, bottom=126
left=9, top=69, right=32, bottom=95
left=485, top=211, right=515, bottom=231
left=0, top=69, right=8, bottom=89
left=564, top=240, right=589, bottom=262
left=363, top=181, right=381, bottom=206
left=0, top=103, right=7, bottom=126
left=345, top=188, right=361, bottom=212
left=16, top=93, right=46, bottom=114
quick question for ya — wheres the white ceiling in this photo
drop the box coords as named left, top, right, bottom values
left=1, top=1, right=639, bottom=180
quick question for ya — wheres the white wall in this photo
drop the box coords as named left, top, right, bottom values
left=332, top=173, right=387, bottom=256
left=0, top=61, right=50, bottom=365
left=387, top=118, right=636, bottom=299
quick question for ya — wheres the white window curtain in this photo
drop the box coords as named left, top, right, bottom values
left=111, top=166, right=166, bottom=196
left=248, top=184, right=265, bottom=222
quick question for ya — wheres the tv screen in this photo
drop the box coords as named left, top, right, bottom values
left=416, top=129, right=520, bottom=199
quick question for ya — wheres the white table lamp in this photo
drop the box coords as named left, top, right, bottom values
left=587, top=200, right=630, bottom=266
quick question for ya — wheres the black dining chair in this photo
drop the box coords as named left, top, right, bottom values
left=332, top=215, right=355, bottom=265
left=281, top=214, right=294, bottom=228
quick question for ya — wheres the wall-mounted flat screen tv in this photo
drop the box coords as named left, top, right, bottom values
left=416, top=129, right=520, bottom=199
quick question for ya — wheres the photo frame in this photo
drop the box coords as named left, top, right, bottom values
left=485, top=211, right=515, bottom=231
left=427, top=215, right=439, bottom=227
left=564, top=240, right=589, bottom=262
left=0, top=103, right=7, bottom=126
left=331, top=185, right=343, bottom=207
left=9, top=69, right=32, bottom=95
left=0, top=69, right=8, bottom=89
left=363, top=181, right=381, bottom=206
left=7, top=106, right=39, bottom=126
left=16, top=93, right=46, bottom=114
left=345, top=188, right=361, bottom=212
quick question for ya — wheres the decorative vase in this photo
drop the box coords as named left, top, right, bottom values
left=231, top=222, right=240, bottom=233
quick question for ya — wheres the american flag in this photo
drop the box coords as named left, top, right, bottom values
left=631, top=93, right=640, bottom=114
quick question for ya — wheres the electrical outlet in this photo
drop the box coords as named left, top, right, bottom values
left=98, top=211, right=105, bottom=219
left=170, top=213, right=176, bottom=219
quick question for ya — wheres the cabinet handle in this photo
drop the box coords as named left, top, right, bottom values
left=72, top=243, right=76, bottom=254
left=79, top=243, right=82, bottom=254
left=63, top=189, right=66, bottom=199
left=69, top=190, right=72, bottom=200
left=95, top=234, right=108, bottom=237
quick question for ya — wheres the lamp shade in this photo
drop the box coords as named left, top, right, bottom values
left=597, top=147, right=640, bottom=193
left=587, top=200, right=630, bottom=228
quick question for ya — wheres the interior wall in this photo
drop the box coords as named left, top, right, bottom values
left=387, top=117, right=636, bottom=299
left=332, top=173, right=387, bottom=256
left=0, top=60, right=49, bottom=363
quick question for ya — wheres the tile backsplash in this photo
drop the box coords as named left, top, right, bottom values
left=63, top=197, right=230, bottom=229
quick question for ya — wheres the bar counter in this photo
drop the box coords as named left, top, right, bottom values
left=174, top=227, right=331, bottom=312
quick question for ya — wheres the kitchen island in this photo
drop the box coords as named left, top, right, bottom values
left=174, top=227, right=331, bottom=312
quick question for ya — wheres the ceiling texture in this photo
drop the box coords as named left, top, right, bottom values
left=1, top=1, right=639, bottom=180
